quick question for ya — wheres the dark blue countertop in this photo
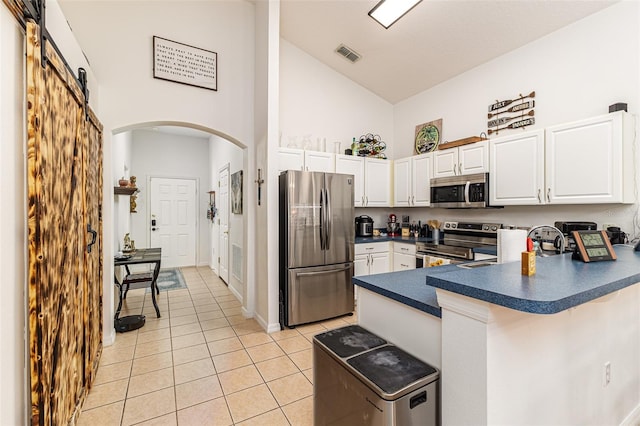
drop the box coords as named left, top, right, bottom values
left=354, top=245, right=640, bottom=317
left=353, top=268, right=444, bottom=318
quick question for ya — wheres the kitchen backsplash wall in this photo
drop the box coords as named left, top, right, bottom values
left=356, top=204, right=639, bottom=241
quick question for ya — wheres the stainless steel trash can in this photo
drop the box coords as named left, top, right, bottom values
left=313, top=325, right=439, bottom=426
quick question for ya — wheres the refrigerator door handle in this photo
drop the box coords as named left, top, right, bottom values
left=325, top=188, right=331, bottom=250
left=296, top=265, right=352, bottom=277
left=320, top=189, right=325, bottom=250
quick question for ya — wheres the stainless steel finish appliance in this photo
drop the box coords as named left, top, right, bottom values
left=355, top=215, right=374, bottom=237
left=416, top=221, right=501, bottom=267
left=430, top=172, right=497, bottom=208
left=279, top=170, right=355, bottom=328
left=314, top=325, right=439, bottom=426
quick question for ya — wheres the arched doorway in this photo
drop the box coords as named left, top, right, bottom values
left=106, top=121, right=252, bottom=340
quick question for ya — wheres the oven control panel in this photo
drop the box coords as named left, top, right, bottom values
left=443, top=221, right=502, bottom=234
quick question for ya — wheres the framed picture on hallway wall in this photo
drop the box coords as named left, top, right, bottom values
left=231, top=171, right=243, bottom=214
left=153, top=36, right=217, bottom=91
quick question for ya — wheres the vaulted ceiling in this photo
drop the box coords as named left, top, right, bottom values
left=280, top=0, right=617, bottom=103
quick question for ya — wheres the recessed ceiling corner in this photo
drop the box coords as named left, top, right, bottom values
left=335, top=44, right=361, bottom=63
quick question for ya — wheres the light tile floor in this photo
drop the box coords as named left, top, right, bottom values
left=79, top=266, right=357, bottom=425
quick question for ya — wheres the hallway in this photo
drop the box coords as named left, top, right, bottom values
left=79, top=267, right=356, bottom=425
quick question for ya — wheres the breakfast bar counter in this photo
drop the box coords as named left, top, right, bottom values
left=353, top=245, right=640, bottom=425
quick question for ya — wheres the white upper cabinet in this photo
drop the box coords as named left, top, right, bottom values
left=490, top=111, right=633, bottom=206
left=433, top=141, right=489, bottom=178
left=304, top=150, right=335, bottom=172
left=364, top=157, right=391, bottom=207
left=490, top=130, right=545, bottom=205
left=335, top=155, right=390, bottom=207
left=545, top=111, right=632, bottom=204
left=394, top=153, right=432, bottom=207
left=278, top=147, right=305, bottom=172
left=335, top=154, right=365, bottom=207
left=278, top=148, right=335, bottom=173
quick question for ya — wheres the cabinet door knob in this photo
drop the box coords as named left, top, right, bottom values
left=453, top=164, right=457, bottom=175
left=459, top=163, right=462, bottom=175
left=537, top=189, right=542, bottom=203
left=546, top=188, right=551, bottom=203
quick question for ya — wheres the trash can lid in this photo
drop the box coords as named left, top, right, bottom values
left=347, top=345, right=439, bottom=399
left=313, top=325, right=387, bottom=358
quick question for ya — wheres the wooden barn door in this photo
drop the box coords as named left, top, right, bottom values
left=26, top=21, right=103, bottom=426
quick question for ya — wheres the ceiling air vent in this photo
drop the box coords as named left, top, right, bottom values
left=335, top=44, right=361, bottom=63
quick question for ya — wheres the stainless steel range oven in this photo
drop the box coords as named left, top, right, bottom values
left=416, top=221, right=501, bottom=268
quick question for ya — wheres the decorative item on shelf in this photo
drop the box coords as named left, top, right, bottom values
left=254, top=169, right=264, bottom=206
left=357, top=133, right=387, bottom=159
left=487, top=91, right=535, bottom=135
left=207, top=191, right=217, bottom=222
left=129, top=175, right=137, bottom=188
left=119, top=177, right=129, bottom=187
left=415, top=119, right=442, bottom=154
left=123, top=233, right=133, bottom=253
left=437, top=135, right=488, bottom=150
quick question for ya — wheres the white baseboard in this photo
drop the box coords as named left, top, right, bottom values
left=620, top=403, right=640, bottom=426
left=228, top=284, right=243, bottom=304
left=103, top=328, right=116, bottom=347
left=254, top=312, right=282, bottom=333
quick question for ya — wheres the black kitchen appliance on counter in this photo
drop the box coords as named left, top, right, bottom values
left=555, top=221, right=597, bottom=251
left=355, top=215, right=374, bottom=237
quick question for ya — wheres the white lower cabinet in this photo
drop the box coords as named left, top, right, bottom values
left=354, top=242, right=390, bottom=276
left=392, top=242, right=416, bottom=271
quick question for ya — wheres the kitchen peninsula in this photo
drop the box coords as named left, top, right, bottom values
left=353, top=245, right=640, bottom=425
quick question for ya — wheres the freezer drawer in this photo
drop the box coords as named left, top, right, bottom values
left=286, top=263, right=354, bottom=327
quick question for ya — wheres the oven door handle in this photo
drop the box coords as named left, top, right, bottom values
left=464, top=181, right=471, bottom=205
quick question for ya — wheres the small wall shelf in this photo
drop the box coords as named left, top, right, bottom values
left=114, top=186, right=138, bottom=195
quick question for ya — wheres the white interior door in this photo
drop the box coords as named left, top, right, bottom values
left=150, top=177, right=197, bottom=268
left=218, top=166, right=230, bottom=284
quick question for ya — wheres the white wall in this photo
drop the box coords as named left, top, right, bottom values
left=0, top=5, right=26, bottom=425
left=112, top=131, right=133, bottom=251
left=388, top=1, right=640, bottom=240
left=59, top=0, right=257, bottom=334
left=209, top=134, right=244, bottom=298
left=128, top=130, right=211, bottom=266
left=280, top=39, right=394, bottom=157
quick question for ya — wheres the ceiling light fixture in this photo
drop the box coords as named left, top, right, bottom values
left=368, top=0, right=423, bottom=29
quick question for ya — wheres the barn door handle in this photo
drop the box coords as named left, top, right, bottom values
left=87, top=224, right=97, bottom=253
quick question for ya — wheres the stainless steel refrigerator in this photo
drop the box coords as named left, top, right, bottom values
left=279, top=170, right=355, bottom=328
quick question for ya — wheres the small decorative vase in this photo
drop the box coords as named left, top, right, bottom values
left=119, top=178, right=129, bottom=187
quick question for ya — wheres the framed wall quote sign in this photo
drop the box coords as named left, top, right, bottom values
left=153, top=36, right=217, bottom=91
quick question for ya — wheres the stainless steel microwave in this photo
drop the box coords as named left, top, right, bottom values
left=430, top=172, right=495, bottom=208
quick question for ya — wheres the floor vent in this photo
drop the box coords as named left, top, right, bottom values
left=335, top=44, right=361, bottom=63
